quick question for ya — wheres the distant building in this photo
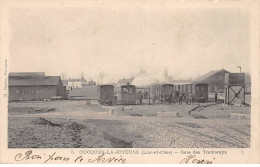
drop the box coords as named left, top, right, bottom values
left=9, top=72, right=67, bottom=101
left=63, top=78, right=96, bottom=90
left=192, top=69, right=230, bottom=93
left=68, top=80, right=83, bottom=89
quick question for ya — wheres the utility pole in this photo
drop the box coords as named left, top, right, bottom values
left=238, top=66, right=242, bottom=73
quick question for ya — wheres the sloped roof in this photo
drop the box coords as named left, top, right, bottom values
left=9, top=72, right=45, bottom=77
left=193, top=69, right=229, bottom=83
left=9, top=76, right=62, bottom=86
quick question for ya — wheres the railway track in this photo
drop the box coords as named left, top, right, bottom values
left=188, top=103, right=221, bottom=119
left=129, top=117, right=250, bottom=148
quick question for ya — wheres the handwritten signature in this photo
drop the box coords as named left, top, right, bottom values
left=180, top=154, right=215, bottom=164
left=14, top=150, right=126, bottom=164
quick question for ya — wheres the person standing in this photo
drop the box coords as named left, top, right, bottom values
left=188, top=93, right=194, bottom=105
left=139, top=92, right=143, bottom=105
left=215, top=92, right=218, bottom=103
left=179, top=91, right=183, bottom=105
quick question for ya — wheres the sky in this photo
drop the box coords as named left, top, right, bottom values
left=9, top=7, right=250, bottom=85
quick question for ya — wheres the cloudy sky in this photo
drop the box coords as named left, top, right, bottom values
left=9, top=6, right=250, bottom=84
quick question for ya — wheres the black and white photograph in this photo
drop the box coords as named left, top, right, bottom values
left=1, top=0, right=260, bottom=164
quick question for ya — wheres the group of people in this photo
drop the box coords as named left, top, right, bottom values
left=171, top=90, right=194, bottom=105
left=136, top=90, right=150, bottom=104
left=138, top=89, right=197, bottom=105
left=152, top=90, right=195, bottom=105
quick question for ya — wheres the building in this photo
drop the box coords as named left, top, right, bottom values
left=63, top=78, right=95, bottom=90
left=192, top=69, right=230, bottom=93
left=68, top=79, right=83, bottom=89
left=9, top=72, right=67, bottom=101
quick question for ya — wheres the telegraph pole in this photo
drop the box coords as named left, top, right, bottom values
left=238, top=66, right=242, bottom=73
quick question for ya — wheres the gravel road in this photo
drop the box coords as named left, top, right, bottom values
left=8, top=101, right=250, bottom=148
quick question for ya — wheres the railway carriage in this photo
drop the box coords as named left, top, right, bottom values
left=150, top=84, right=161, bottom=98
left=121, top=84, right=136, bottom=105
left=161, top=84, right=174, bottom=101
left=175, top=83, right=209, bottom=103
left=182, top=84, right=188, bottom=94
left=98, top=84, right=115, bottom=105
left=193, top=83, right=208, bottom=102
left=150, top=84, right=174, bottom=103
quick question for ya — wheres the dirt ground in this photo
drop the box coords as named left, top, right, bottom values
left=8, top=100, right=250, bottom=148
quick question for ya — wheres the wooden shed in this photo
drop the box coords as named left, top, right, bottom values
left=193, top=69, right=229, bottom=93
left=8, top=73, right=68, bottom=101
left=121, top=84, right=136, bottom=105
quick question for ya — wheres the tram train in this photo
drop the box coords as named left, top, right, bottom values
left=98, top=83, right=209, bottom=105
left=150, top=83, right=208, bottom=103
left=97, top=84, right=115, bottom=105
left=97, top=84, right=137, bottom=105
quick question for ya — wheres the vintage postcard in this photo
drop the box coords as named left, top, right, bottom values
left=0, top=0, right=259, bottom=164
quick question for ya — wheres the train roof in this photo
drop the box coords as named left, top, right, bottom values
left=194, top=83, right=208, bottom=86
left=161, top=83, right=174, bottom=86
left=121, top=84, right=136, bottom=88
left=99, top=84, right=114, bottom=87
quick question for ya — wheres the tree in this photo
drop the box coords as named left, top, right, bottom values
left=99, top=72, right=105, bottom=84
